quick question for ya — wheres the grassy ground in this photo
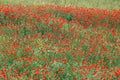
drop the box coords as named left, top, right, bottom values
left=0, top=0, right=120, bottom=9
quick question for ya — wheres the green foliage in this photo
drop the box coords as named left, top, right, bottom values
left=63, top=13, right=73, bottom=21
left=1, top=0, right=120, bottom=9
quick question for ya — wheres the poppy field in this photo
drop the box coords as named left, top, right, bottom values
left=0, top=2, right=120, bottom=80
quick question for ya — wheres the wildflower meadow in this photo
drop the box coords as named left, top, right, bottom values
left=0, top=0, right=120, bottom=80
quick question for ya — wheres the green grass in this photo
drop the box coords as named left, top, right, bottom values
left=0, top=0, right=120, bottom=9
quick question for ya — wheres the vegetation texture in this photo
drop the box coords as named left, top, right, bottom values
left=0, top=1, right=120, bottom=80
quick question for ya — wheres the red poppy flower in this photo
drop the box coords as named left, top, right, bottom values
left=12, top=41, right=19, bottom=47
left=115, top=68, right=120, bottom=76
left=24, top=46, right=31, bottom=52
left=0, top=23, right=2, bottom=27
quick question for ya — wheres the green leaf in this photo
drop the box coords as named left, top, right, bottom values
left=70, top=41, right=76, bottom=47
